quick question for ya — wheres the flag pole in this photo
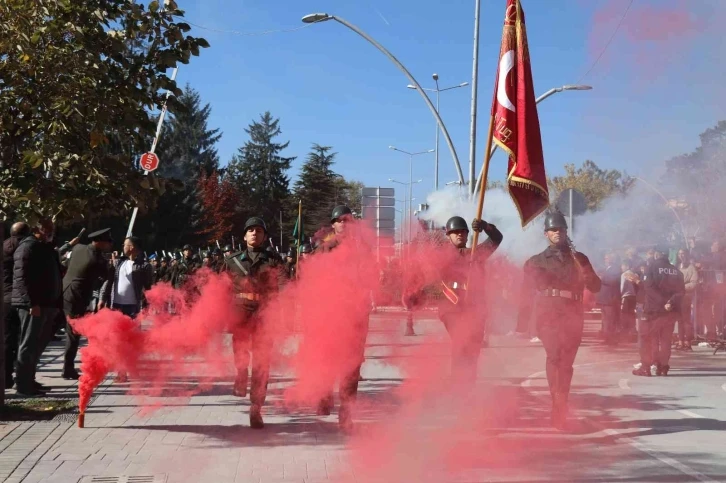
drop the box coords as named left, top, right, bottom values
left=470, top=113, right=496, bottom=259
left=295, top=200, right=302, bottom=279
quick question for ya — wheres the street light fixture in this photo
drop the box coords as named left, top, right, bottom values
left=406, top=74, right=469, bottom=191
left=389, top=146, right=428, bottom=244
left=473, top=84, right=593, bottom=194
left=302, top=12, right=465, bottom=185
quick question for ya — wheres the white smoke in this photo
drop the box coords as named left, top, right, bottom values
left=419, top=186, right=544, bottom=265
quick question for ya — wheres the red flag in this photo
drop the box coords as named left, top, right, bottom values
left=490, top=0, right=549, bottom=226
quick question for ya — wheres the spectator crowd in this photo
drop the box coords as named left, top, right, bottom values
left=593, top=238, right=726, bottom=350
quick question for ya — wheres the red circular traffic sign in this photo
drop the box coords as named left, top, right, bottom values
left=139, top=152, right=160, bottom=172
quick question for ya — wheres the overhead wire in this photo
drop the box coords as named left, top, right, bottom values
left=577, top=0, right=635, bottom=83
left=185, top=20, right=316, bottom=37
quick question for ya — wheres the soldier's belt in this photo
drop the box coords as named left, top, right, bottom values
left=236, top=293, right=261, bottom=301
left=539, top=289, right=581, bottom=301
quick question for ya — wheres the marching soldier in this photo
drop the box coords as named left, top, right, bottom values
left=517, top=211, right=601, bottom=429
left=299, top=243, right=313, bottom=260
left=438, top=216, right=503, bottom=382
left=169, top=244, right=199, bottom=288
left=285, top=247, right=297, bottom=279
left=225, top=217, right=285, bottom=429
left=211, top=248, right=224, bottom=273
left=223, top=245, right=233, bottom=258
left=315, top=204, right=367, bottom=432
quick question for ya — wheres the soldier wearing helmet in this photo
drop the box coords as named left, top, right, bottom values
left=224, top=216, right=285, bottom=429
left=299, top=243, right=313, bottom=259
left=437, top=215, right=503, bottom=380
left=516, top=210, right=601, bottom=430
left=169, top=244, right=200, bottom=288
left=313, top=204, right=369, bottom=432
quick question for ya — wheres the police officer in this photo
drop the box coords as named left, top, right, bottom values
left=631, top=245, right=684, bottom=377
left=439, top=215, right=503, bottom=380
left=225, top=217, right=284, bottom=429
left=315, top=205, right=367, bottom=432
left=517, top=211, right=601, bottom=429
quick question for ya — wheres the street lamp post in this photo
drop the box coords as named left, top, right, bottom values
left=407, top=74, right=468, bottom=191
left=302, top=13, right=465, bottom=185
left=389, top=146, right=432, bottom=242
left=474, top=84, right=592, bottom=195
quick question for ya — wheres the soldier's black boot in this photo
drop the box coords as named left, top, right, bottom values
left=316, top=394, right=333, bottom=416
left=338, top=404, right=354, bottom=434
left=233, top=371, right=248, bottom=398
left=656, top=364, right=670, bottom=376
left=249, top=404, right=264, bottom=429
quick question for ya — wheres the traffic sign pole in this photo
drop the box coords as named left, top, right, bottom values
left=126, top=66, right=178, bottom=238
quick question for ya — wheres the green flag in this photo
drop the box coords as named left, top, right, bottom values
left=292, top=200, right=303, bottom=246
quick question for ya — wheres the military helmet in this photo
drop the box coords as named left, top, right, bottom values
left=286, top=247, right=296, bottom=258
left=300, top=243, right=313, bottom=254
left=222, top=244, right=232, bottom=253
left=244, top=217, right=267, bottom=233
left=182, top=244, right=193, bottom=251
left=212, top=248, right=222, bottom=256
left=331, top=205, right=353, bottom=222
left=201, top=250, right=210, bottom=258
left=445, top=216, right=469, bottom=234
left=544, top=211, right=568, bottom=231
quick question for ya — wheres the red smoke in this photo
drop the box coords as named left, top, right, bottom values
left=72, top=219, right=581, bottom=480
left=72, top=269, right=238, bottom=413
left=586, top=0, right=706, bottom=81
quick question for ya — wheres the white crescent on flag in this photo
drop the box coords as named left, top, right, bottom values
left=497, top=50, right=516, bottom=112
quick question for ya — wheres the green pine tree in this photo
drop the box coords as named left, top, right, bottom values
left=227, top=112, right=294, bottom=243
left=137, top=85, right=222, bottom=248
left=292, top=144, right=340, bottom=236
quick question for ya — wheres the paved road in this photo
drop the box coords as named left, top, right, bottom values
left=1, top=313, right=725, bottom=482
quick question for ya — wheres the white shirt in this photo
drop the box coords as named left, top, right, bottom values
left=114, top=260, right=137, bottom=305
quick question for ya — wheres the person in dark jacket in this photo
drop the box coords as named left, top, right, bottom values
left=61, top=228, right=114, bottom=380
left=597, top=252, right=622, bottom=345
left=517, top=211, right=601, bottom=429
left=631, top=246, right=685, bottom=376
left=3, top=222, right=30, bottom=389
left=224, top=217, right=285, bottom=429
left=11, top=220, right=63, bottom=396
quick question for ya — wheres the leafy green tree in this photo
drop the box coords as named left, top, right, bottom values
left=0, top=0, right=209, bottom=223
left=333, top=178, right=364, bottom=216
left=664, top=120, right=726, bottom=238
left=549, top=160, right=634, bottom=211
left=227, top=112, right=294, bottom=242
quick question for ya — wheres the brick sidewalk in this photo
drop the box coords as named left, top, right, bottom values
left=1, top=313, right=444, bottom=483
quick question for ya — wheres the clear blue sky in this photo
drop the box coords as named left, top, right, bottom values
left=175, top=0, right=726, bottom=207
